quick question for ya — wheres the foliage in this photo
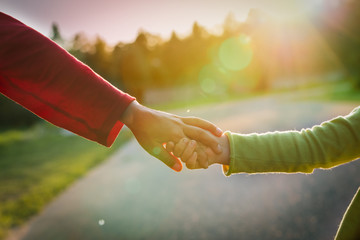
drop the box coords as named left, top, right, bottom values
left=311, top=0, right=360, bottom=88
left=50, top=22, right=64, bottom=45
left=0, top=95, right=39, bottom=130
left=0, top=123, right=132, bottom=239
left=67, top=10, right=348, bottom=102
left=3, top=5, right=360, bottom=128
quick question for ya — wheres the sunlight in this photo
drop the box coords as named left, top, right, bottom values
left=218, top=35, right=253, bottom=71
left=200, top=77, right=216, bottom=94
left=198, top=64, right=227, bottom=95
left=199, top=65, right=217, bottom=94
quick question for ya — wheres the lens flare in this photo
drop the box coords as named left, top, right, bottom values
left=201, top=78, right=216, bottom=94
left=198, top=64, right=228, bottom=94
left=152, top=147, right=161, bottom=155
left=199, top=65, right=217, bottom=94
left=98, top=219, right=105, bottom=226
left=219, top=35, right=253, bottom=71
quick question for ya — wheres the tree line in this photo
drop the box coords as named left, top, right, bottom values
left=2, top=2, right=360, bottom=128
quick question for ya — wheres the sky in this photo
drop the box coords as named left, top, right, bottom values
left=1, top=0, right=321, bottom=45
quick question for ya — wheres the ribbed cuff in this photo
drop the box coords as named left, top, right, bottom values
left=221, top=131, right=237, bottom=176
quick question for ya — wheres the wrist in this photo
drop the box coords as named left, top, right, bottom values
left=218, top=134, right=230, bottom=165
left=120, top=100, right=144, bottom=129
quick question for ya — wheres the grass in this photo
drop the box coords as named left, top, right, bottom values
left=288, top=79, right=360, bottom=103
left=321, top=80, right=360, bottom=102
left=0, top=122, right=132, bottom=239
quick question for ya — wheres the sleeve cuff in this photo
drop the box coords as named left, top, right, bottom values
left=221, top=131, right=237, bottom=176
left=103, top=96, right=135, bottom=147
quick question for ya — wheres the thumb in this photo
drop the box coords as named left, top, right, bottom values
left=181, top=117, right=222, bottom=137
left=152, top=145, right=183, bottom=172
left=183, top=125, right=222, bottom=154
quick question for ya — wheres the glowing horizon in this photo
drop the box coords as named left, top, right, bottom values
left=2, top=0, right=322, bottom=45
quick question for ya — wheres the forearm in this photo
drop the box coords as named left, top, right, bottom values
left=224, top=107, right=360, bottom=176
left=0, top=13, right=135, bottom=146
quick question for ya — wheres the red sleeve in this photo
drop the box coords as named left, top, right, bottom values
left=0, top=12, right=135, bottom=147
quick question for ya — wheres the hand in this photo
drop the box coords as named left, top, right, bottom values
left=166, top=134, right=230, bottom=169
left=166, top=138, right=209, bottom=169
left=120, top=101, right=223, bottom=171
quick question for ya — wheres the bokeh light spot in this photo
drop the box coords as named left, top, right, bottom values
left=198, top=65, right=219, bottom=94
left=219, top=35, right=253, bottom=71
left=152, top=147, right=161, bottom=155
left=98, top=219, right=105, bottom=226
left=201, top=78, right=216, bottom=94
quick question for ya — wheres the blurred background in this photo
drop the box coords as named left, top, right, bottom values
left=2, top=0, right=360, bottom=122
left=1, top=0, right=360, bottom=239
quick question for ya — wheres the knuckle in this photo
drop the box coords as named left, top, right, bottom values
left=174, top=146, right=182, bottom=157
left=171, top=131, right=183, bottom=141
left=198, top=131, right=209, bottom=140
left=182, top=153, right=190, bottom=162
left=186, top=162, right=195, bottom=169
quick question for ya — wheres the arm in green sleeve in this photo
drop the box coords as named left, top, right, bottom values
left=224, top=106, right=360, bottom=176
left=335, top=187, right=360, bottom=240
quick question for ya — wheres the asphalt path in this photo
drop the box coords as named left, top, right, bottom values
left=8, top=93, right=360, bottom=240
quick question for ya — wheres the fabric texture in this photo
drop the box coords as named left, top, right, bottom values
left=0, top=12, right=135, bottom=146
left=224, top=106, right=360, bottom=239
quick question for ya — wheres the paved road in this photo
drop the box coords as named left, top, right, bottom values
left=8, top=93, right=360, bottom=240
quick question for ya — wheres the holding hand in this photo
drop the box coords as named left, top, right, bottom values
left=166, top=133, right=231, bottom=169
left=120, top=101, right=224, bottom=171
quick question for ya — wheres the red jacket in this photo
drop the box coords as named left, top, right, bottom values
left=0, top=12, right=135, bottom=147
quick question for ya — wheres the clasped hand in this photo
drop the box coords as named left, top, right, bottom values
left=121, top=101, right=229, bottom=171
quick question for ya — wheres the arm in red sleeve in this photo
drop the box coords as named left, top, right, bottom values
left=0, top=12, right=135, bottom=147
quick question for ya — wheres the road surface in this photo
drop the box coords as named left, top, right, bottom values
left=8, top=93, right=360, bottom=240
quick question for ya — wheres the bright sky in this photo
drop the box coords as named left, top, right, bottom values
left=1, top=0, right=319, bottom=45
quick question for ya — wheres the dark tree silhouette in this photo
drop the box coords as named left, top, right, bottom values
left=312, top=0, right=360, bottom=88
left=50, top=22, right=64, bottom=45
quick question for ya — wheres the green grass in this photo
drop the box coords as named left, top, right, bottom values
left=0, top=122, right=132, bottom=239
left=322, top=80, right=360, bottom=102
left=289, top=80, right=360, bottom=103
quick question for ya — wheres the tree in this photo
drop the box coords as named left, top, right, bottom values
left=313, top=1, right=360, bottom=88
left=117, top=32, right=152, bottom=102
left=50, top=22, right=64, bottom=45
left=223, top=12, right=241, bottom=37
left=68, top=33, right=90, bottom=63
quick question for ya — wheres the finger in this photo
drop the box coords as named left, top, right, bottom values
left=174, top=138, right=189, bottom=157
left=183, top=126, right=222, bottom=154
left=153, top=145, right=183, bottom=172
left=197, top=149, right=209, bottom=169
left=181, top=140, right=197, bottom=162
left=181, top=117, right=222, bottom=137
left=166, top=141, right=175, bottom=153
left=186, top=152, right=197, bottom=169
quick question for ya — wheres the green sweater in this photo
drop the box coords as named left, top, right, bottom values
left=224, top=106, right=360, bottom=240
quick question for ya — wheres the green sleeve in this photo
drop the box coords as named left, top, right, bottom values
left=223, top=106, right=360, bottom=176
left=335, top=187, right=360, bottom=240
